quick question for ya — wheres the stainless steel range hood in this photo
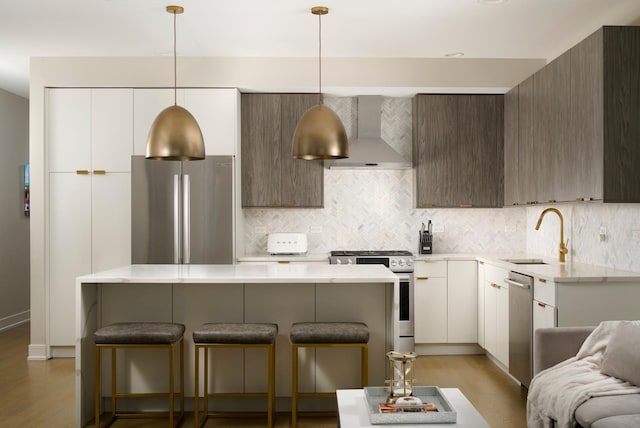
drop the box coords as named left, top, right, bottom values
left=329, top=95, right=411, bottom=169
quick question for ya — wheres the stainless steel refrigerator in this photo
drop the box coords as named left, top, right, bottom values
left=131, top=156, right=234, bottom=264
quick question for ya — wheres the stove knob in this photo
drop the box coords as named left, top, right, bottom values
left=336, top=259, right=342, bottom=264
left=390, top=260, right=397, bottom=267
left=398, top=259, right=405, bottom=266
left=347, top=258, right=353, bottom=265
left=407, top=259, right=413, bottom=267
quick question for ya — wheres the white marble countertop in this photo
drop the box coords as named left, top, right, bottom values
left=77, top=263, right=398, bottom=284
left=237, top=253, right=329, bottom=262
left=416, top=253, right=640, bottom=283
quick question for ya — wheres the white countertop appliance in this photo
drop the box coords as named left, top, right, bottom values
left=267, top=233, right=308, bottom=255
left=330, top=250, right=415, bottom=352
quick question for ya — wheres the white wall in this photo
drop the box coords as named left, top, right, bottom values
left=0, top=88, right=30, bottom=331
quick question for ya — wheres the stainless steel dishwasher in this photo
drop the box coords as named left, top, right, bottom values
left=505, top=271, right=533, bottom=388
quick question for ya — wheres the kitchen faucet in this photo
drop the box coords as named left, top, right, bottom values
left=535, top=208, right=569, bottom=263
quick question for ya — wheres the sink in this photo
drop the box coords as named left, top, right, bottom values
left=502, top=258, right=548, bottom=265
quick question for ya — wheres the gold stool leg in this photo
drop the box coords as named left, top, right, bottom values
left=169, top=342, right=174, bottom=427
left=362, top=344, right=369, bottom=387
left=268, top=343, right=276, bottom=428
left=203, top=347, right=209, bottom=426
left=95, top=347, right=101, bottom=428
left=111, top=348, right=116, bottom=420
left=194, top=344, right=200, bottom=427
left=179, top=338, right=184, bottom=423
left=291, top=344, right=299, bottom=428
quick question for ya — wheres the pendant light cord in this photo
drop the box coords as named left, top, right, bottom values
left=318, top=12, right=323, bottom=105
left=173, top=10, right=177, bottom=106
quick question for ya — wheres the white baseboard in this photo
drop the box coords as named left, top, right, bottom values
left=28, top=344, right=49, bottom=361
left=415, top=343, right=485, bottom=356
left=51, top=346, right=75, bottom=358
left=0, top=310, right=29, bottom=332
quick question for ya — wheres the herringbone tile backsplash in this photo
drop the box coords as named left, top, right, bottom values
left=243, top=96, right=527, bottom=256
left=243, top=96, right=640, bottom=273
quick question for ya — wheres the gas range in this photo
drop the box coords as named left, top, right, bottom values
left=329, top=250, right=415, bottom=273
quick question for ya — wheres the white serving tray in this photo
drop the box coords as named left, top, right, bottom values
left=364, top=386, right=457, bottom=424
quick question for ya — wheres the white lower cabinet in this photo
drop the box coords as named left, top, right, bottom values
left=482, top=264, right=509, bottom=367
left=533, top=300, right=556, bottom=331
left=414, top=260, right=477, bottom=344
left=49, top=172, right=131, bottom=346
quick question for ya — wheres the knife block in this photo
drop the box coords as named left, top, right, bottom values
left=419, top=232, right=432, bottom=254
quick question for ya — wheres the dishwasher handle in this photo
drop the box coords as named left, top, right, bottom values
left=504, top=278, right=531, bottom=289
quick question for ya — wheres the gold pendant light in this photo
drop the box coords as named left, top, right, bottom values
left=292, top=6, right=349, bottom=160
left=146, top=5, right=205, bottom=161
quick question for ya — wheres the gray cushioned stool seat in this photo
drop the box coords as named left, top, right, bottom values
left=94, top=322, right=185, bottom=345
left=290, top=322, right=369, bottom=344
left=592, top=415, right=640, bottom=428
left=193, top=323, right=278, bottom=344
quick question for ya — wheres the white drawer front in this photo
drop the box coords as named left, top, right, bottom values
left=534, top=277, right=556, bottom=306
left=484, top=263, right=509, bottom=287
left=414, top=260, right=447, bottom=278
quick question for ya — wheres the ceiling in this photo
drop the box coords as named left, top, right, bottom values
left=2, top=0, right=640, bottom=99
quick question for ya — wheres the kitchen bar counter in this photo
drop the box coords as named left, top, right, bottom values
left=416, top=254, right=640, bottom=283
left=76, top=262, right=395, bottom=283
left=75, top=264, right=398, bottom=427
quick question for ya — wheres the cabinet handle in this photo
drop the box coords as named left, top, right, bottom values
left=277, top=260, right=290, bottom=264
left=479, top=261, right=485, bottom=265
left=282, top=204, right=295, bottom=208
left=268, top=203, right=280, bottom=208
left=576, top=197, right=594, bottom=202
left=459, top=204, right=473, bottom=208
left=415, top=277, right=429, bottom=281
left=548, top=200, right=556, bottom=203
left=537, top=302, right=547, bottom=308
left=419, top=203, right=433, bottom=208
left=539, top=278, right=547, bottom=283
left=491, top=283, right=500, bottom=289
left=76, top=170, right=90, bottom=175
left=93, top=170, right=106, bottom=175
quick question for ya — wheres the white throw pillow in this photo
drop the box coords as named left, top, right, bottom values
left=600, top=322, right=640, bottom=387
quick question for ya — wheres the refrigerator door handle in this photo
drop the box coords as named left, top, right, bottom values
left=183, top=174, right=191, bottom=264
left=173, top=174, right=181, bottom=264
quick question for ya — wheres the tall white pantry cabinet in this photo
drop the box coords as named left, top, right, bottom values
left=46, top=87, right=239, bottom=352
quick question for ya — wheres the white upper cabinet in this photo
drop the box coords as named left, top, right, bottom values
left=184, top=88, right=238, bottom=156
left=133, top=88, right=238, bottom=156
left=48, top=88, right=134, bottom=172
left=133, top=89, right=184, bottom=155
left=91, top=89, right=133, bottom=172
left=47, top=89, right=91, bottom=172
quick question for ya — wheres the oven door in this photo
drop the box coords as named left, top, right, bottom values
left=397, top=273, right=415, bottom=352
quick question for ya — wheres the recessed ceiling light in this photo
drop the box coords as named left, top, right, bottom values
left=445, top=52, right=464, bottom=58
left=478, top=0, right=507, bottom=4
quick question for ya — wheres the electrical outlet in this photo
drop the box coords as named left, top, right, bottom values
left=504, top=225, right=517, bottom=233
left=254, top=226, right=267, bottom=234
left=433, top=225, right=445, bottom=233
left=632, top=230, right=640, bottom=241
left=309, top=226, right=322, bottom=233
left=599, top=226, right=607, bottom=242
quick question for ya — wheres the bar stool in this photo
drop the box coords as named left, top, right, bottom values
left=290, top=322, right=369, bottom=428
left=193, top=323, right=278, bottom=428
left=94, top=322, right=185, bottom=428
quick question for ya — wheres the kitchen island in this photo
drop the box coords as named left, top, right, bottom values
left=75, top=263, right=398, bottom=427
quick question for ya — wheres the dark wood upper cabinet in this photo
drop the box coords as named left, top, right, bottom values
left=414, top=94, right=504, bottom=208
left=504, top=26, right=640, bottom=205
left=503, top=86, right=519, bottom=206
left=241, top=93, right=323, bottom=208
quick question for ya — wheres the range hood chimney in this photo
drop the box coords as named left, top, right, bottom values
left=329, top=95, right=411, bottom=169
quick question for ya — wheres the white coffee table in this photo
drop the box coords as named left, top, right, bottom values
left=336, top=388, right=490, bottom=428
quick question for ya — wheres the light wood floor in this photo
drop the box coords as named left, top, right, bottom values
left=0, top=323, right=527, bottom=427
